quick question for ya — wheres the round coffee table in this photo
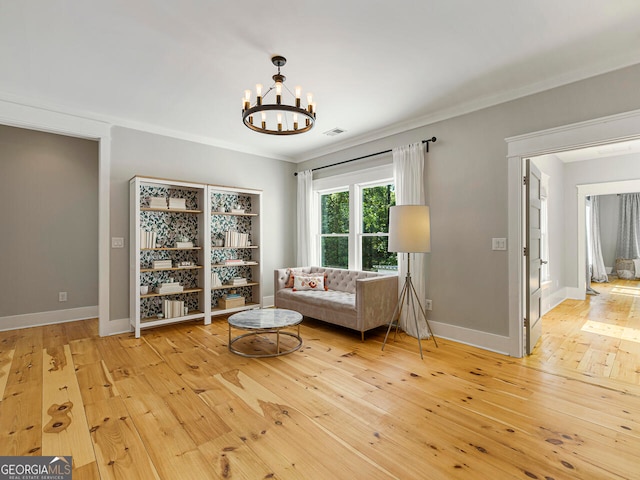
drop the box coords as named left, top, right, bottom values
left=227, top=308, right=303, bottom=358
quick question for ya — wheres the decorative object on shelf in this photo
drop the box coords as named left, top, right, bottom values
left=140, top=285, right=149, bottom=295
left=382, top=205, right=437, bottom=360
left=168, top=197, right=186, bottom=210
left=155, top=281, right=184, bottom=294
left=214, top=238, right=224, bottom=247
left=176, top=236, right=194, bottom=248
left=242, top=55, right=316, bottom=135
left=218, top=206, right=226, bottom=213
left=219, top=294, right=245, bottom=309
left=149, top=196, right=167, bottom=208
left=152, top=259, right=173, bottom=270
left=211, top=272, right=222, bottom=287
left=224, top=258, right=244, bottom=265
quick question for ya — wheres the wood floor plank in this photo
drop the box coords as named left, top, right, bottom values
left=85, top=397, right=161, bottom=480
left=41, top=344, right=95, bottom=468
left=0, top=381, right=43, bottom=456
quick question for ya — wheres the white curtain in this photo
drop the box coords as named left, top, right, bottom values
left=296, top=170, right=314, bottom=266
left=615, top=193, right=640, bottom=259
left=393, top=142, right=430, bottom=339
left=588, top=196, right=608, bottom=284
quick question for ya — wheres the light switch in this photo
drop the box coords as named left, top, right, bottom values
left=492, top=238, right=507, bottom=251
left=112, top=237, right=125, bottom=248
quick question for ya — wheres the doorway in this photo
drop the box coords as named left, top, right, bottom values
left=0, top=99, right=111, bottom=335
left=506, top=108, right=640, bottom=358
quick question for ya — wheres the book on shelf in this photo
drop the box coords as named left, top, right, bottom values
left=175, top=241, right=193, bottom=249
left=149, top=196, right=167, bottom=208
left=231, top=208, right=244, bottom=214
left=152, top=259, right=173, bottom=269
left=224, top=230, right=250, bottom=248
left=141, top=231, right=158, bottom=249
left=211, top=272, right=222, bottom=287
left=230, top=276, right=248, bottom=286
left=162, top=299, right=186, bottom=319
left=223, top=259, right=244, bottom=265
left=168, top=197, right=186, bottom=210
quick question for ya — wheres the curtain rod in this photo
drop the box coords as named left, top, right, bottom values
left=293, top=137, right=436, bottom=176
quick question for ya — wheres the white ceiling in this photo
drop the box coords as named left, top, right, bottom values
left=2, top=1, right=640, bottom=162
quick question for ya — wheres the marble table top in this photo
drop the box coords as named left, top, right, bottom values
left=228, top=308, right=302, bottom=329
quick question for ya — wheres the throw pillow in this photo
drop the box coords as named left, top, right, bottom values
left=293, top=275, right=326, bottom=291
left=284, top=268, right=304, bottom=288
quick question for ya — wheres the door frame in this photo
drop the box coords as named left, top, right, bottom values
left=0, top=99, right=113, bottom=336
left=506, top=108, right=640, bottom=357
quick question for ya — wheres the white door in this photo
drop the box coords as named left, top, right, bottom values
left=525, top=160, right=543, bottom=355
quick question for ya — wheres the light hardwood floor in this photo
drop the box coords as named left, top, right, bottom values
left=1, top=290, right=639, bottom=479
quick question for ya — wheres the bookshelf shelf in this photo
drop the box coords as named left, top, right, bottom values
left=140, top=265, right=203, bottom=273
left=142, top=247, right=202, bottom=251
left=211, top=282, right=259, bottom=291
left=141, top=207, right=202, bottom=214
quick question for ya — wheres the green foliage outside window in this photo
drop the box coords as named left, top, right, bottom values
left=321, top=191, right=349, bottom=268
left=361, top=185, right=396, bottom=271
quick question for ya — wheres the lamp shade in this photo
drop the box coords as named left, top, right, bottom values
left=388, top=205, right=431, bottom=253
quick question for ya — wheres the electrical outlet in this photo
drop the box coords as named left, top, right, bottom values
left=59, top=292, right=68, bottom=302
left=112, top=237, right=125, bottom=248
left=424, top=299, right=432, bottom=310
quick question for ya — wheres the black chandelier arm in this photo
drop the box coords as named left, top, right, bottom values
left=242, top=104, right=316, bottom=135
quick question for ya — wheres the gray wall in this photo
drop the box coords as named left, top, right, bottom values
left=109, top=127, right=297, bottom=321
left=297, top=63, right=640, bottom=337
left=597, top=194, right=619, bottom=270
left=0, top=125, right=98, bottom=316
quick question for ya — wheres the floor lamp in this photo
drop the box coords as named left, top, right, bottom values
left=382, top=205, right=437, bottom=359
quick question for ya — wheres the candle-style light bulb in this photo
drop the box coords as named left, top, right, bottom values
left=256, top=84, right=263, bottom=106
left=261, top=111, right=266, bottom=130
left=276, top=82, right=282, bottom=105
left=243, top=90, right=251, bottom=110
left=277, top=113, right=282, bottom=131
left=295, top=86, right=302, bottom=108
left=293, top=113, right=298, bottom=130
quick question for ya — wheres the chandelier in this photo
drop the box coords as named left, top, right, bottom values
left=242, top=55, right=316, bottom=135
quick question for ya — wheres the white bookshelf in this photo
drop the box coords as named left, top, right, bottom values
left=130, top=176, right=210, bottom=337
left=209, top=185, right=262, bottom=317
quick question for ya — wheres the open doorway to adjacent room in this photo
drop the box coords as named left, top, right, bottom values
left=524, top=140, right=640, bottom=385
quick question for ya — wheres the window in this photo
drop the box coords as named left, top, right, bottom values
left=320, top=190, right=349, bottom=268
left=314, top=165, right=396, bottom=271
left=360, top=184, right=396, bottom=272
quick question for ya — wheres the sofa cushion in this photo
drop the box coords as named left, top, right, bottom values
left=293, top=274, right=327, bottom=291
left=277, top=288, right=356, bottom=314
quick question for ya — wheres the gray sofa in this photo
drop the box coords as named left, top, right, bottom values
left=274, top=267, right=398, bottom=340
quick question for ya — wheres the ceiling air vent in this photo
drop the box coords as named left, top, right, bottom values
left=323, top=127, right=346, bottom=137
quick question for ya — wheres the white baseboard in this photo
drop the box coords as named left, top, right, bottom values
left=262, top=295, right=274, bottom=308
left=102, top=318, right=131, bottom=336
left=542, top=286, right=568, bottom=315
left=0, top=306, right=98, bottom=332
left=430, top=320, right=511, bottom=356
left=566, top=287, right=585, bottom=300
